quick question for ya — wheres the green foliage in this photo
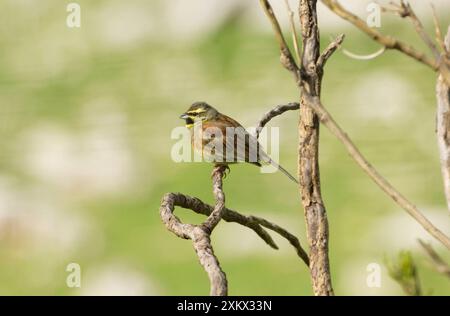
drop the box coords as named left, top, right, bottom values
left=386, top=251, right=421, bottom=296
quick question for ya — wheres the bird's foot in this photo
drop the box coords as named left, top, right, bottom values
left=212, top=164, right=230, bottom=179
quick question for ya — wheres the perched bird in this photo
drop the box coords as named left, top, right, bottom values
left=179, top=102, right=298, bottom=183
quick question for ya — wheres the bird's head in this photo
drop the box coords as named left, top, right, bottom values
left=180, top=102, right=219, bottom=128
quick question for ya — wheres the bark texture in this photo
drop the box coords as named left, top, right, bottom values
left=437, top=27, right=450, bottom=211
left=298, top=0, right=334, bottom=296
left=160, top=167, right=227, bottom=296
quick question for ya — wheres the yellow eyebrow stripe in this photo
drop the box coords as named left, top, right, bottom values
left=187, top=108, right=205, bottom=114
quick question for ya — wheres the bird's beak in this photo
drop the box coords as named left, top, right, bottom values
left=179, top=113, right=189, bottom=119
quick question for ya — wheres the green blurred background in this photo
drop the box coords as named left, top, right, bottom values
left=0, top=0, right=449, bottom=295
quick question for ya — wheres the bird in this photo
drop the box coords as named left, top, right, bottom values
left=179, top=101, right=298, bottom=183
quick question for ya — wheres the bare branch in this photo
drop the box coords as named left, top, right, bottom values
left=259, top=0, right=300, bottom=80
left=167, top=191, right=310, bottom=265
left=261, top=0, right=334, bottom=296
left=202, top=165, right=226, bottom=231
left=302, top=93, right=450, bottom=250
left=171, top=193, right=276, bottom=249
left=160, top=167, right=228, bottom=296
left=255, top=102, right=300, bottom=139
left=160, top=188, right=311, bottom=278
left=430, top=4, right=446, bottom=53
left=321, top=1, right=450, bottom=211
left=382, top=1, right=439, bottom=58
left=284, top=0, right=302, bottom=63
left=436, top=28, right=450, bottom=212
left=321, top=0, right=439, bottom=70
left=317, top=34, right=345, bottom=69
left=248, top=215, right=310, bottom=265
left=418, top=239, right=450, bottom=278
left=323, top=0, right=450, bottom=86
left=437, top=76, right=450, bottom=211
left=297, top=0, right=334, bottom=296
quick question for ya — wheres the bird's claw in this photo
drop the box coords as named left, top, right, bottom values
left=212, top=165, right=230, bottom=179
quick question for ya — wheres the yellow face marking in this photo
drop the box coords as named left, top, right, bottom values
left=186, top=123, right=194, bottom=128
left=187, top=108, right=206, bottom=115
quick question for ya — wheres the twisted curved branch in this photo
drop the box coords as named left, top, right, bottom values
left=160, top=167, right=228, bottom=296
left=160, top=193, right=309, bottom=265
left=160, top=161, right=310, bottom=295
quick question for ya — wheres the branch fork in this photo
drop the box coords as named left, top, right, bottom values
left=160, top=167, right=228, bottom=296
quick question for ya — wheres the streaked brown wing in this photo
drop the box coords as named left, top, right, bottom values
left=208, top=115, right=269, bottom=166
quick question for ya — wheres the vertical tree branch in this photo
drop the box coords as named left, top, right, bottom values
left=191, top=225, right=227, bottom=296
left=437, top=27, right=450, bottom=212
left=260, top=0, right=334, bottom=295
left=202, top=166, right=226, bottom=231
left=298, top=0, right=334, bottom=296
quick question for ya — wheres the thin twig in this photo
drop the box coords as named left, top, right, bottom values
left=382, top=0, right=439, bottom=58
left=321, top=1, right=450, bottom=214
left=317, top=34, right=345, bottom=69
left=248, top=215, right=309, bottom=265
left=322, top=0, right=450, bottom=86
left=321, top=0, right=438, bottom=70
left=418, top=239, right=450, bottom=278
left=284, top=0, right=302, bottom=63
left=260, top=0, right=301, bottom=81
left=303, top=93, right=450, bottom=250
left=430, top=4, right=446, bottom=53
left=255, top=102, right=300, bottom=139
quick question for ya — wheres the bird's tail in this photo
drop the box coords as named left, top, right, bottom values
left=269, top=159, right=298, bottom=184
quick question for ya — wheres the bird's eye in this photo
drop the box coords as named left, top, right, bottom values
left=187, top=109, right=206, bottom=117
